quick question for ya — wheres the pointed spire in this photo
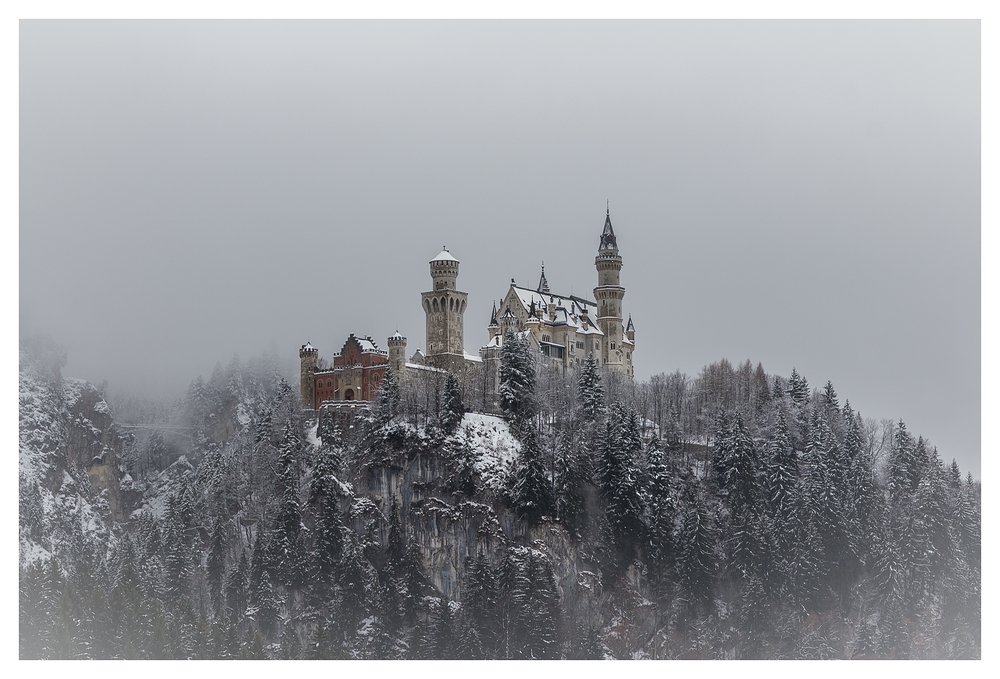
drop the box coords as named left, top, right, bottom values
left=489, top=300, right=498, bottom=326
left=626, top=314, right=635, bottom=332
left=599, top=204, right=617, bottom=251
left=537, top=261, right=550, bottom=293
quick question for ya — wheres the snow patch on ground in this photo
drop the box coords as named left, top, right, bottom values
left=459, top=412, right=520, bottom=491
left=305, top=420, right=321, bottom=449
left=131, top=455, right=196, bottom=520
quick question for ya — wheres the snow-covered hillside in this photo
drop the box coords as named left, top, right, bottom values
left=19, top=344, right=135, bottom=568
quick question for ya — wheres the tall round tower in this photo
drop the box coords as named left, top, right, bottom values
left=387, top=331, right=407, bottom=375
left=594, top=207, right=627, bottom=373
left=299, top=342, right=318, bottom=409
left=421, top=247, right=469, bottom=372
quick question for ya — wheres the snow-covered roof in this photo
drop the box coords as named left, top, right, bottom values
left=503, top=285, right=604, bottom=337
left=337, top=335, right=387, bottom=355
left=463, top=351, right=483, bottom=363
left=576, top=319, right=604, bottom=336
left=301, top=341, right=316, bottom=351
left=405, top=362, right=448, bottom=374
left=509, top=285, right=597, bottom=317
left=390, top=330, right=405, bottom=340
left=431, top=248, right=459, bottom=263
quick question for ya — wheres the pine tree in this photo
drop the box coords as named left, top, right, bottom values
left=251, top=570, right=279, bottom=641
left=788, top=368, right=810, bottom=405
left=430, top=597, right=456, bottom=659
left=711, top=409, right=733, bottom=495
left=498, top=331, right=536, bottom=432
left=446, top=429, right=478, bottom=498
left=822, top=380, right=839, bottom=411
left=206, top=514, right=227, bottom=614
left=224, top=549, right=249, bottom=623
left=889, top=421, right=918, bottom=501
left=338, top=532, right=368, bottom=631
left=439, top=373, right=464, bottom=433
left=455, top=617, right=485, bottom=659
left=577, top=355, right=605, bottom=424
left=595, top=404, right=644, bottom=565
left=270, top=421, right=307, bottom=588
left=309, top=452, right=344, bottom=599
left=766, top=414, right=797, bottom=528
left=400, top=540, right=426, bottom=626
left=373, top=367, right=401, bottom=424
left=675, top=480, right=716, bottom=612
left=574, top=624, right=607, bottom=659
left=723, top=411, right=759, bottom=519
left=463, top=553, right=500, bottom=657
left=643, top=435, right=677, bottom=579
left=553, top=432, right=586, bottom=536
left=510, top=426, right=555, bottom=523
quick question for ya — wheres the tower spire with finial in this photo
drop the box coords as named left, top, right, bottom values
left=537, top=260, right=550, bottom=293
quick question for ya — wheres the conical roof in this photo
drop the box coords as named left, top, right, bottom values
left=431, top=247, right=459, bottom=263
left=599, top=207, right=618, bottom=251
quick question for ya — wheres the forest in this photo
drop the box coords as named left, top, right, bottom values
left=18, top=334, right=981, bottom=659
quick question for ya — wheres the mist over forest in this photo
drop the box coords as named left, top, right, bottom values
left=19, top=333, right=980, bottom=659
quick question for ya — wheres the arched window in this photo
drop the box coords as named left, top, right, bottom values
left=345, top=389, right=355, bottom=401
left=327, top=379, right=332, bottom=388
left=433, top=298, right=439, bottom=312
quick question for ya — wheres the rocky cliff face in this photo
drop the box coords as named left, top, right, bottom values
left=19, top=344, right=139, bottom=566
left=63, top=379, right=140, bottom=523
left=343, top=414, right=614, bottom=618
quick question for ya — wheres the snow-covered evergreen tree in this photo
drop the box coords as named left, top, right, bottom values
left=439, top=373, right=464, bottom=433
left=577, top=355, right=605, bottom=424
left=498, top=332, right=536, bottom=432
left=510, top=426, right=555, bottom=523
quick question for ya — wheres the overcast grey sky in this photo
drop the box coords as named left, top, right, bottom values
left=19, top=20, right=980, bottom=476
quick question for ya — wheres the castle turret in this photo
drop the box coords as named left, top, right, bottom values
left=487, top=301, right=500, bottom=341
left=421, top=247, right=469, bottom=373
left=499, top=305, right=519, bottom=338
left=525, top=300, right=541, bottom=338
left=388, top=331, right=407, bottom=375
left=299, top=342, right=318, bottom=409
left=594, top=206, right=627, bottom=373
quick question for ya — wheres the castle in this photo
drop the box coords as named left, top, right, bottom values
left=299, top=208, right=634, bottom=410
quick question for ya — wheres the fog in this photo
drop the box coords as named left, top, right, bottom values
left=19, top=20, right=980, bottom=476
